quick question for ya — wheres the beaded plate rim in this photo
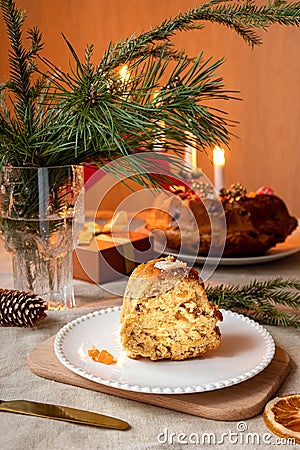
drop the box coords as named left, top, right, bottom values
left=54, top=307, right=275, bottom=395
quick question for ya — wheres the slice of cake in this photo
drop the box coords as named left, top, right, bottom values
left=120, top=256, right=222, bottom=361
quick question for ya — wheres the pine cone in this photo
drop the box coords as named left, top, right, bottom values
left=0, top=289, right=47, bottom=327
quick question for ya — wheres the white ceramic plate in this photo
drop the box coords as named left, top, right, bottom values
left=161, top=221, right=300, bottom=266
left=54, top=308, right=275, bottom=394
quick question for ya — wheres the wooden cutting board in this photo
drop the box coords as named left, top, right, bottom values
left=28, top=337, right=291, bottom=421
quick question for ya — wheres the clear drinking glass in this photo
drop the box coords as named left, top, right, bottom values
left=0, top=165, right=84, bottom=310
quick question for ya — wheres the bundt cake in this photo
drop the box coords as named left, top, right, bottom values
left=145, top=184, right=297, bottom=257
left=120, top=256, right=223, bottom=361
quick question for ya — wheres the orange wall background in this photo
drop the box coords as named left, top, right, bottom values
left=1, top=0, right=300, bottom=215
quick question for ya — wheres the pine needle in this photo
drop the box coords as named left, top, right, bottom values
left=206, top=277, right=300, bottom=327
left=1, top=0, right=300, bottom=187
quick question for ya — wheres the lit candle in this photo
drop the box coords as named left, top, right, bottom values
left=213, top=145, right=225, bottom=192
left=185, top=131, right=197, bottom=170
left=119, top=64, right=130, bottom=84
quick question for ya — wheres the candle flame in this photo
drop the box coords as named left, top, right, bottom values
left=213, top=146, right=225, bottom=166
left=119, top=64, right=130, bottom=83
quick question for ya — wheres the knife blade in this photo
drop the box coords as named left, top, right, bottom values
left=0, top=400, right=129, bottom=430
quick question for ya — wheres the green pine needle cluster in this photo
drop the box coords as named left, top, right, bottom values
left=1, top=0, right=300, bottom=186
left=206, top=277, right=300, bottom=327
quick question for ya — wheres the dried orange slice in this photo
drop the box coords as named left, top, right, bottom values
left=263, top=394, right=300, bottom=444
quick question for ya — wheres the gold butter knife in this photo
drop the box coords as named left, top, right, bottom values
left=0, top=399, right=129, bottom=430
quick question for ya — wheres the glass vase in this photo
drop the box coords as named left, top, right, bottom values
left=0, top=165, right=84, bottom=310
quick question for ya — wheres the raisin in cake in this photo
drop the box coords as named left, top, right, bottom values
left=120, top=256, right=222, bottom=361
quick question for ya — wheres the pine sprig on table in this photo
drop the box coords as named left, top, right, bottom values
left=206, top=277, right=300, bottom=327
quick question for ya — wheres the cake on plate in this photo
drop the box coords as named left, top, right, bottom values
left=145, top=184, right=297, bottom=257
left=120, top=256, right=222, bottom=361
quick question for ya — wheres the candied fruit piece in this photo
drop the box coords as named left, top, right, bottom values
left=88, top=346, right=116, bottom=364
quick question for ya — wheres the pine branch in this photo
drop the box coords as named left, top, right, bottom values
left=1, top=0, right=300, bottom=188
left=206, top=277, right=300, bottom=327
left=0, top=0, right=66, bottom=167
left=99, top=0, right=300, bottom=71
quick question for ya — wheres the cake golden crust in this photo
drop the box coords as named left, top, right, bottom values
left=120, top=256, right=222, bottom=361
left=145, top=190, right=298, bottom=257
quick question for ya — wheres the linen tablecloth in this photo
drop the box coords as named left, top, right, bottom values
left=1, top=245, right=300, bottom=450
